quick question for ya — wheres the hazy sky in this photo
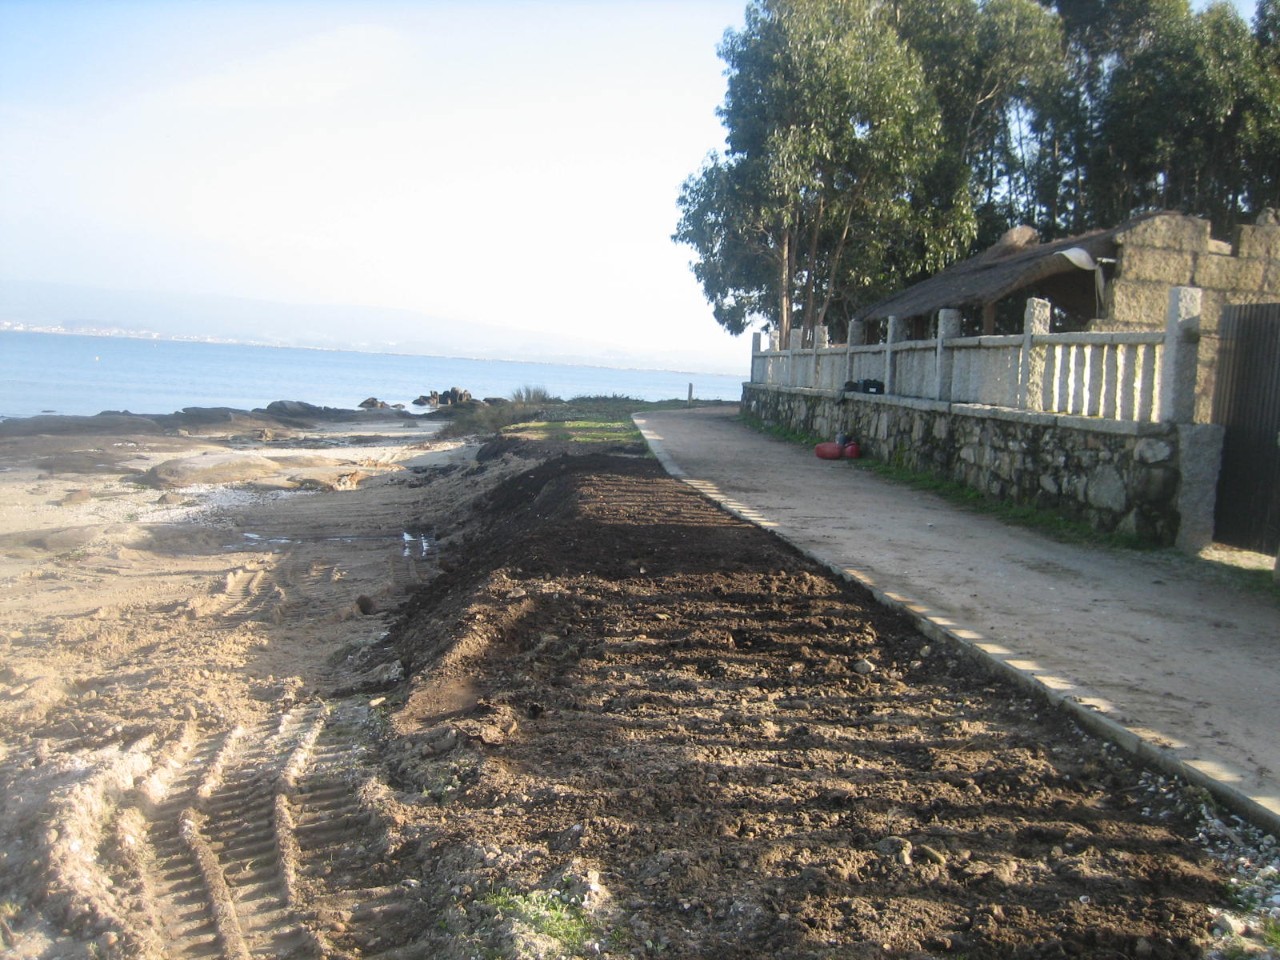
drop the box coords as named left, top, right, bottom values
left=0, top=0, right=749, bottom=371
left=0, top=0, right=1258, bottom=374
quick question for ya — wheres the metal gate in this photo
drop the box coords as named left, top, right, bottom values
left=1212, top=302, right=1280, bottom=554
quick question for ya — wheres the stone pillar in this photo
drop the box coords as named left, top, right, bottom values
left=1160, top=286, right=1201, bottom=424
left=769, top=329, right=780, bottom=351
left=885, top=315, right=907, bottom=395
left=1175, top=423, right=1224, bottom=553
left=1020, top=298, right=1051, bottom=412
left=935, top=308, right=962, bottom=401
left=816, top=326, right=829, bottom=348
left=844, top=319, right=866, bottom=390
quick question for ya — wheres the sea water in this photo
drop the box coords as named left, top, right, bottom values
left=0, top=331, right=747, bottom=419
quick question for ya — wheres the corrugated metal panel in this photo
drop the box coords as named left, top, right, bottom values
left=1212, top=303, right=1280, bottom=554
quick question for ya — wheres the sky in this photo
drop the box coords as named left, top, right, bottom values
left=0, top=0, right=750, bottom=373
left=0, top=0, right=1260, bottom=375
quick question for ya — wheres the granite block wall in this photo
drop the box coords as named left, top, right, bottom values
left=742, top=383, right=1223, bottom=550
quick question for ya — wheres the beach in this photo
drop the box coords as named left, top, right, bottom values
left=0, top=406, right=1250, bottom=959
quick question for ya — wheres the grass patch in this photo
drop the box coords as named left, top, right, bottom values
left=502, top=419, right=643, bottom=444
left=480, top=887, right=596, bottom=955
left=1262, top=917, right=1280, bottom=950
left=435, top=394, right=727, bottom=441
left=509, top=385, right=557, bottom=404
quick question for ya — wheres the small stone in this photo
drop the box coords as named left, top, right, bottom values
left=853, top=658, right=875, bottom=675
left=1213, top=912, right=1247, bottom=937
left=874, top=836, right=913, bottom=865
left=916, top=844, right=947, bottom=866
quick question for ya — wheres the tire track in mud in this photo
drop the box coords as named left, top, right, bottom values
left=191, top=536, right=427, bottom=629
left=85, top=700, right=428, bottom=960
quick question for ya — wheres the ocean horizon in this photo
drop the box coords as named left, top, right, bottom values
left=1, top=330, right=747, bottom=419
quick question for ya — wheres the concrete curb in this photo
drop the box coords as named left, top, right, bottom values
left=635, top=415, right=1280, bottom=838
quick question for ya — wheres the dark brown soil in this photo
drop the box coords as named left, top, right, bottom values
left=383, top=450, right=1224, bottom=958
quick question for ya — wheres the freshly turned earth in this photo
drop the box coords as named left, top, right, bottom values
left=0, top=420, right=1227, bottom=959
left=385, top=447, right=1222, bottom=959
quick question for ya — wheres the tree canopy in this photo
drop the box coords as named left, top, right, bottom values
left=675, top=0, right=1280, bottom=340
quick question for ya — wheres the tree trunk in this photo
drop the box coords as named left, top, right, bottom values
left=801, top=195, right=825, bottom=346
left=778, top=226, right=792, bottom=349
left=816, top=201, right=855, bottom=331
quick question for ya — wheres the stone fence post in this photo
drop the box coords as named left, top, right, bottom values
left=884, top=315, right=907, bottom=395
left=1160, top=286, right=1201, bottom=424
left=845, top=319, right=865, bottom=389
left=1020, top=298, right=1051, bottom=411
left=935, top=308, right=962, bottom=401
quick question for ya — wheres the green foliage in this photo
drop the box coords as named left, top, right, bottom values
left=677, top=0, right=1280, bottom=339
left=480, top=887, right=596, bottom=955
left=503, top=419, right=644, bottom=445
left=434, top=400, right=555, bottom=439
left=436, top=396, right=728, bottom=441
left=1262, top=916, right=1280, bottom=949
left=675, top=0, right=951, bottom=343
left=1095, top=2, right=1273, bottom=233
left=509, top=385, right=557, bottom=404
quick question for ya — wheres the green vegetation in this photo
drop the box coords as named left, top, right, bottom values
left=504, top=419, right=644, bottom=445
left=676, top=0, right=1280, bottom=343
left=1262, top=916, right=1280, bottom=950
left=434, top=391, right=726, bottom=442
left=508, top=385, right=556, bottom=404
left=479, top=887, right=597, bottom=955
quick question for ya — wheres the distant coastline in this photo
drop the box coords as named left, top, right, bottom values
left=0, top=323, right=740, bottom=379
left=0, top=330, right=747, bottom=419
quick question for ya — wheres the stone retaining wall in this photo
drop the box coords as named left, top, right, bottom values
left=742, top=383, right=1224, bottom=551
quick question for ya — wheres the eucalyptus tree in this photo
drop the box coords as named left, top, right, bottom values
left=674, top=0, right=944, bottom=346
left=1096, top=1, right=1275, bottom=232
left=885, top=0, right=1064, bottom=242
left=1246, top=0, right=1280, bottom=214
